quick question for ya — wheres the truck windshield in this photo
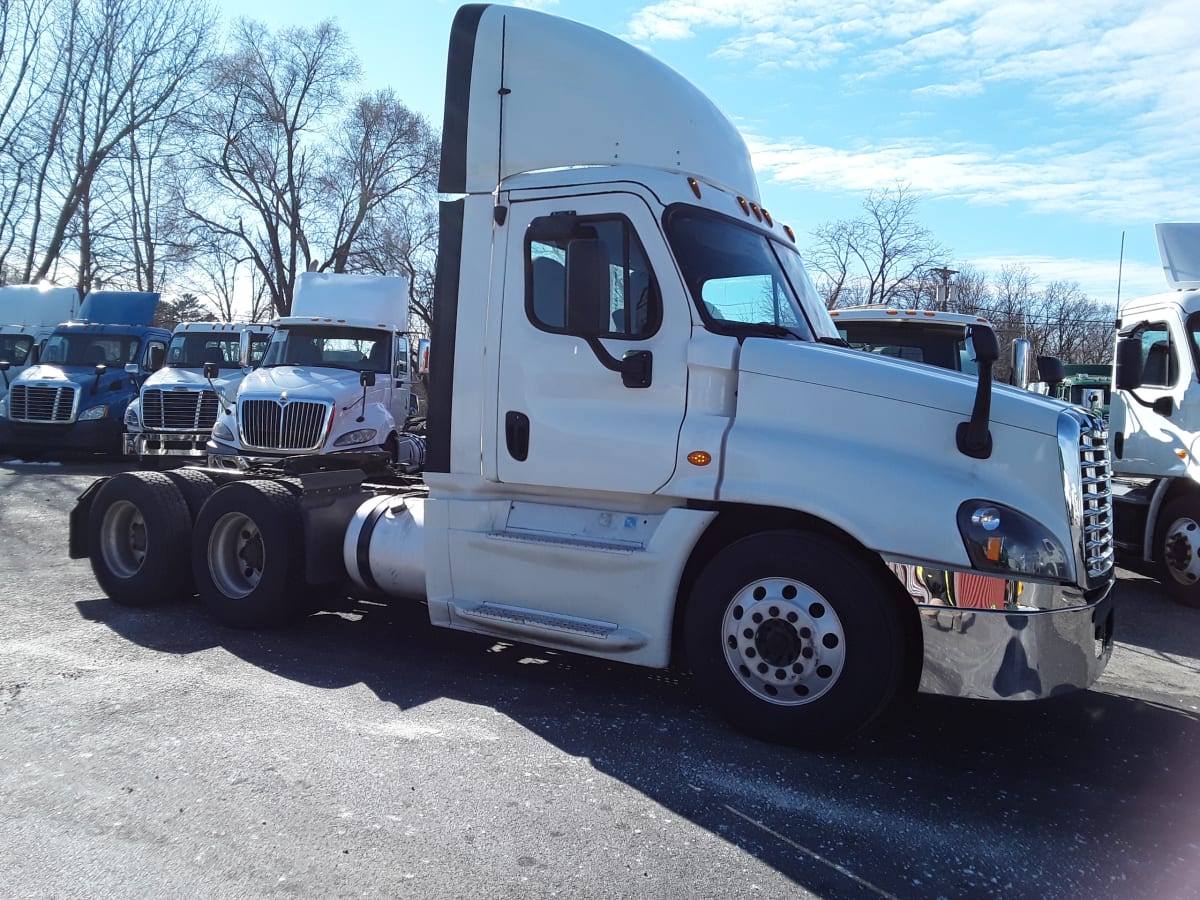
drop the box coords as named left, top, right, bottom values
left=165, top=333, right=244, bottom=369
left=838, top=322, right=978, bottom=375
left=0, top=334, right=33, bottom=365
left=39, top=333, right=140, bottom=366
left=261, top=325, right=390, bottom=373
left=664, top=207, right=839, bottom=341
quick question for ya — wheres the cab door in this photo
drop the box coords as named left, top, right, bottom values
left=1114, top=318, right=1196, bottom=475
left=492, top=191, right=688, bottom=494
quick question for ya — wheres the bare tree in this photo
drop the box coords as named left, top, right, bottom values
left=806, top=184, right=949, bottom=308
left=182, top=18, right=360, bottom=316
left=17, top=0, right=213, bottom=291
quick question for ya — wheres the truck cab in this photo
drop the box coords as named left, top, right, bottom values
left=0, top=292, right=168, bottom=457
left=206, top=273, right=422, bottom=471
left=124, top=321, right=273, bottom=464
left=1107, top=223, right=1200, bottom=604
left=71, top=4, right=1116, bottom=748
left=0, top=285, right=82, bottom=401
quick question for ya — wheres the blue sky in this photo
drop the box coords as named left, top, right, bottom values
left=212, top=0, right=1199, bottom=309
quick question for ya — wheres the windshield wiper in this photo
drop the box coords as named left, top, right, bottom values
left=817, top=335, right=850, bottom=348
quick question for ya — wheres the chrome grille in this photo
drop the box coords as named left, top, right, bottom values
left=142, top=388, right=219, bottom=430
left=239, top=398, right=329, bottom=451
left=1079, top=420, right=1114, bottom=581
left=9, top=384, right=77, bottom=422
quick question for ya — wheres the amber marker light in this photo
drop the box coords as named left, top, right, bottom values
left=737, top=197, right=751, bottom=216
left=1177, top=449, right=1188, bottom=460
left=783, top=225, right=796, bottom=243
left=688, top=177, right=702, bottom=198
left=762, top=208, right=773, bottom=226
left=687, top=450, right=712, bottom=466
left=985, top=537, right=1004, bottom=562
left=749, top=202, right=763, bottom=222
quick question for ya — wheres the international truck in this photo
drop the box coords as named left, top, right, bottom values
left=204, top=272, right=423, bottom=473
left=0, top=285, right=82, bottom=401
left=0, top=291, right=168, bottom=457
left=1107, top=223, right=1200, bottom=608
left=123, top=321, right=274, bottom=465
left=69, top=4, right=1115, bottom=748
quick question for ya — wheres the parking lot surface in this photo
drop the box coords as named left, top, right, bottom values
left=2, top=459, right=1198, bottom=899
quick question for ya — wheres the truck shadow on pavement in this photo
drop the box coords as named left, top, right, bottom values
left=76, top=587, right=1200, bottom=900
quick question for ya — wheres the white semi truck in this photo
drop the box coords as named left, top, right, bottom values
left=1107, top=223, right=1200, bottom=608
left=0, top=285, right=82, bottom=400
left=69, top=4, right=1115, bottom=748
left=123, top=321, right=274, bottom=465
left=205, top=273, right=422, bottom=472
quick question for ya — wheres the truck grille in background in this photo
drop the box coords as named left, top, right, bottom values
left=239, top=398, right=330, bottom=451
left=8, top=384, right=76, bottom=423
left=1079, top=422, right=1114, bottom=581
left=142, top=388, right=219, bottom=430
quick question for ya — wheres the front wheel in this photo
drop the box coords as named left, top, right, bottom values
left=1156, top=496, right=1200, bottom=608
left=684, top=530, right=911, bottom=747
left=192, top=480, right=310, bottom=629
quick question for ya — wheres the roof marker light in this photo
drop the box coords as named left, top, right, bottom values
left=762, top=208, right=773, bottom=226
left=737, top=197, right=751, bottom=216
left=688, top=177, right=702, bottom=198
left=749, top=202, right=763, bottom=222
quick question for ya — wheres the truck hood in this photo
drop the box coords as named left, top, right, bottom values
left=142, top=367, right=245, bottom=391
left=740, top=338, right=1070, bottom=435
left=12, top=363, right=134, bottom=404
left=237, top=365, right=365, bottom=403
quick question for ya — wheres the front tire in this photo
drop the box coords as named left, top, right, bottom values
left=1156, top=496, right=1200, bottom=608
left=192, top=480, right=310, bottom=629
left=684, top=530, right=911, bottom=747
left=88, top=472, right=191, bottom=606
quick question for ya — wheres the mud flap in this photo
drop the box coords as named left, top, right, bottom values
left=68, top=477, right=109, bottom=559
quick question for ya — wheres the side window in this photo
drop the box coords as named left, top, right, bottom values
left=143, top=340, right=167, bottom=368
left=526, top=215, right=661, bottom=339
left=247, top=334, right=270, bottom=367
left=1136, top=323, right=1177, bottom=388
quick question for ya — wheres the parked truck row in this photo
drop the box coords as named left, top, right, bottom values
left=67, top=4, right=1116, bottom=749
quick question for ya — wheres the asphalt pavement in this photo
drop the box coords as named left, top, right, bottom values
left=1, top=459, right=1197, bottom=899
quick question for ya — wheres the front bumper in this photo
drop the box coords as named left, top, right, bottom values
left=916, top=579, right=1114, bottom=700
left=0, top=416, right=123, bottom=455
left=124, top=430, right=209, bottom=458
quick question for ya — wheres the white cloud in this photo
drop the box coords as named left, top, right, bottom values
left=967, top=254, right=1165, bottom=304
left=745, top=134, right=1199, bottom=224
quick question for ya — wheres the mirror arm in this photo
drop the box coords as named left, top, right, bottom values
left=582, top=337, right=652, bottom=389
left=956, top=358, right=995, bottom=459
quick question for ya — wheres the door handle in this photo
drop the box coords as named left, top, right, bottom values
left=505, top=411, right=530, bottom=461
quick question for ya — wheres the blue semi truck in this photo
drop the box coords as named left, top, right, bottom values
left=0, top=291, right=169, bottom=457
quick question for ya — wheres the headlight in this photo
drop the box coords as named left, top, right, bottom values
left=334, top=428, right=377, bottom=447
left=124, top=406, right=139, bottom=427
left=957, top=500, right=1071, bottom=581
left=79, top=405, right=108, bottom=421
left=212, top=420, right=234, bottom=441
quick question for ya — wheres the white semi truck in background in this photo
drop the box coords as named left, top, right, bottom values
left=70, top=4, right=1115, bottom=748
left=0, top=285, right=82, bottom=400
left=123, top=321, right=274, bottom=465
left=206, top=273, right=422, bottom=472
left=1108, top=223, right=1200, bottom=608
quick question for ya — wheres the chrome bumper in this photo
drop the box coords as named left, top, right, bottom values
left=917, top=580, right=1114, bottom=700
left=124, top=431, right=209, bottom=458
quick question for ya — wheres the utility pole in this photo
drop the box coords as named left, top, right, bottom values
left=930, top=266, right=958, bottom=310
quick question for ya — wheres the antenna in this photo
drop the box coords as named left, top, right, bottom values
left=1115, top=231, right=1125, bottom=325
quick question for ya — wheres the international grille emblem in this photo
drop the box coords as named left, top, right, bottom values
left=279, top=391, right=288, bottom=406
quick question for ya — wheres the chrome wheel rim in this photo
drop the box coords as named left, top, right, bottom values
left=1163, top=515, right=1200, bottom=586
left=208, top=511, right=264, bottom=599
left=721, top=577, right=846, bottom=705
left=99, top=500, right=147, bottom=578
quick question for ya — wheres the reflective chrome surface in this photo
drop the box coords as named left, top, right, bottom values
left=917, top=582, right=1114, bottom=700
